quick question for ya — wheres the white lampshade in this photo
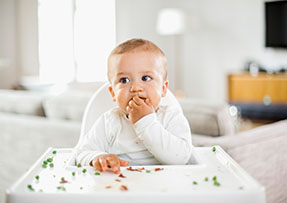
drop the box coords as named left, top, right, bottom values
left=156, top=8, right=186, bottom=35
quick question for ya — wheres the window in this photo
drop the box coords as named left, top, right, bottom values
left=38, top=0, right=115, bottom=84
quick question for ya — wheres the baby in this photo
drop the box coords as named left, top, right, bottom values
left=76, top=38, right=192, bottom=174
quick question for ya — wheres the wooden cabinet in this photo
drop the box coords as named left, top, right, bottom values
left=228, top=73, right=287, bottom=105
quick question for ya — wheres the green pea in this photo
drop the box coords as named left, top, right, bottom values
left=27, top=184, right=34, bottom=191
left=47, top=158, right=53, bottom=162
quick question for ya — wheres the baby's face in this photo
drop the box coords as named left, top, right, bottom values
left=108, top=51, right=168, bottom=114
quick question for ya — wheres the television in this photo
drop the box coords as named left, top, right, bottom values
left=265, top=1, right=287, bottom=48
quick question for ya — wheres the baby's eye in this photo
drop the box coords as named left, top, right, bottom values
left=119, top=77, right=130, bottom=84
left=142, top=75, right=152, bottom=81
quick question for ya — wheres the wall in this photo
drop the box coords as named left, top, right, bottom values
left=16, top=0, right=39, bottom=76
left=0, top=0, right=38, bottom=89
left=116, top=0, right=287, bottom=101
left=0, top=0, right=17, bottom=88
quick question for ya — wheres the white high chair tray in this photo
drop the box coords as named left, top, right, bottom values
left=6, top=146, right=265, bottom=203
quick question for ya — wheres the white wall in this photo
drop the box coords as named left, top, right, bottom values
left=0, top=0, right=17, bottom=88
left=16, top=0, right=39, bottom=76
left=0, top=0, right=38, bottom=89
left=116, top=0, right=287, bottom=102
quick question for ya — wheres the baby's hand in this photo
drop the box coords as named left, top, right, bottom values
left=90, top=154, right=129, bottom=174
left=126, top=95, right=154, bottom=124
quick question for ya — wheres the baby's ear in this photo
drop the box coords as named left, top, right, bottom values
left=108, top=85, right=116, bottom=102
left=161, top=80, right=169, bottom=97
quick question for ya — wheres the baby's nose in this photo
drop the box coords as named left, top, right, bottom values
left=130, top=82, right=143, bottom=92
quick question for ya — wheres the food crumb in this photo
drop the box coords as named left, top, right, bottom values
left=120, top=185, right=128, bottom=191
left=57, top=186, right=66, bottom=191
left=126, top=166, right=145, bottom=172
left=154, top=168, right=164, bottom=171
left=106, top=185, right=112, bottom=189
left=60, top=177, right=68, bottom=184
left=118, top=173, right=126, bottom=178
left=115, top=179, right=121, bottom=182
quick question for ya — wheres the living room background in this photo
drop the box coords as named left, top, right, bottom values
left=0, top=0, right=287, bottom=101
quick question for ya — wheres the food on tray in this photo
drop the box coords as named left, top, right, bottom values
left=118, top=173, right=126, bottom=178
left=60, top=177, right=68, bottom=184
left=120, top=185, right=128, bottom=191
left=126, top=166, right=145, bottom=172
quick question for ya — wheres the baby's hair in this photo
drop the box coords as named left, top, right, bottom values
left=108, top=38, right=167, bottom=81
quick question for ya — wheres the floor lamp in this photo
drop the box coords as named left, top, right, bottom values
left=156, top=8, right=186, bottom=97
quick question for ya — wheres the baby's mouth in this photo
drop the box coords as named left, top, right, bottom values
left=130, top=95, right=147, bottom=102
left=139, top=96, right=146, bottom=101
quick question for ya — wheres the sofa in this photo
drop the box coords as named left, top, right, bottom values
left=0, top=84, right=286, bottom=203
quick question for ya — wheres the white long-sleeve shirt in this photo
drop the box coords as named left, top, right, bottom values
left=76, top=104, right=192, bottom=166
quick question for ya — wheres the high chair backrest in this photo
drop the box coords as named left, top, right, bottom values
left=75, top=82, right=181, bottom=148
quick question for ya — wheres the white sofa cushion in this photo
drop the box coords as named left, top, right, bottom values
left=0, top=90, right=46, bottom=116
left=43, top=90, right=93, bottom=121
left=178, top=99, right=235, bottom=136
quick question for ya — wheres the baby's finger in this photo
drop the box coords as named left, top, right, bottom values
left=129, top=100, right=139, bottom=109
left=94, top=160, right=104, bottom=172
left=126, top=105, right=132, bottom=113
left=133, top=96, right=144, bottom=105
left=99, top=157, right=108, bottom=171
left=112, top=166, right=121, bottom=174
left=145, top=99, right=154, bottom=109
left=106, top=159, right=121, bottom=174
left=120, top=159, right=129, bottom=166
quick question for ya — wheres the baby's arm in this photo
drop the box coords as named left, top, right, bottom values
left=133, top=107, right=192, bottom=165
left=76, top=114, right=129, bottom=173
